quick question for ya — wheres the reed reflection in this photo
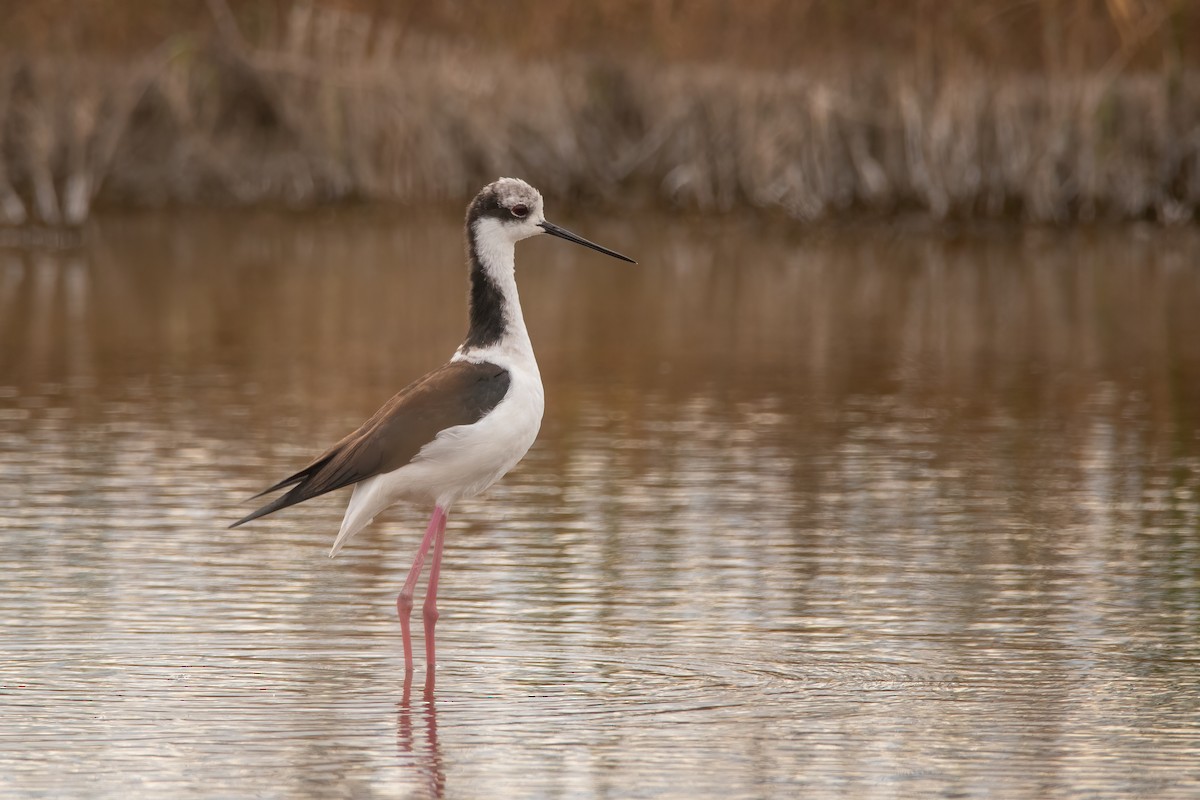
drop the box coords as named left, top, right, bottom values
left=4, top=215, right=1200, bottom=413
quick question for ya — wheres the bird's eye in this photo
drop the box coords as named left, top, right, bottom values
left=511, top=204, right=529, bottom=218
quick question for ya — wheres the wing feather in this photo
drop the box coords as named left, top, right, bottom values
left=231, top=360, right=510, bottom=527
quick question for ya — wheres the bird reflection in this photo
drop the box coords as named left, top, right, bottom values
left=397, top=674, right=444, bottom=798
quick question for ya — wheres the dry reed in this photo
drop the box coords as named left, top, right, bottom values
left=0, top=1, right=1197, bottom=225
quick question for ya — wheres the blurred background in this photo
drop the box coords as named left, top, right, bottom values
left=3, top=3, right=1200, bottom=799
left=0, top=0, right=1198, bottom=224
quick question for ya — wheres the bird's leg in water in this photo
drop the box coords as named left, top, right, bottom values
left=398, top=506, right=447, bottom=673
left=423, top=509, right=449, bottom=689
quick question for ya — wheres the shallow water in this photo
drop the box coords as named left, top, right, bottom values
left=2, top=209, right=1200, bottom=799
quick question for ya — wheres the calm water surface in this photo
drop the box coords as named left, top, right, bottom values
left=2, top=209, right=1200, bottom=799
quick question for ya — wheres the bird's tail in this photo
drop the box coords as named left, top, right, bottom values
left=326, top=476, right=386, bottom=557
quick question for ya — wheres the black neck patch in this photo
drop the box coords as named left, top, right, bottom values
left=461, top=183, right=532, bottom=350
left=462, top=222, right=508, bottom=350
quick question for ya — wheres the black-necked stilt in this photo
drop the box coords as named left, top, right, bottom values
left=232, top=177, right=634, bottom=677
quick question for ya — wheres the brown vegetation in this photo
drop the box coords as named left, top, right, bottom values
left=0, top=0, right=1197, bottom=224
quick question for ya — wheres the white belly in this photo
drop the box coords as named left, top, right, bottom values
left=328, top=357, right=543, bottom=556
left=403, top=372, right=544, bottom=504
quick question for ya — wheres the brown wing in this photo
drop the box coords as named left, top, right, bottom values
left=231, top=360, right=511, bottom=527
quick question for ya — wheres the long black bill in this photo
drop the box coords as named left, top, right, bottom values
left=539, top=221, right=636, bottom=264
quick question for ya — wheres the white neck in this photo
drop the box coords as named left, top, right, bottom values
left=459, top=218, right=535, bottom=363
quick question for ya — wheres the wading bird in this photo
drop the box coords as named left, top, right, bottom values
left=232, top=178, right=635, bottom=678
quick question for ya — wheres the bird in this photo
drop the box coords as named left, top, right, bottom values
left=231, top=177, right=635, bottom=677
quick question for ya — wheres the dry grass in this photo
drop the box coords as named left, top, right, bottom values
left=0, top=0, right=1197, bottom=224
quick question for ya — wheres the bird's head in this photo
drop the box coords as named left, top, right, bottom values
left=467, top=178, right=635, bottom=263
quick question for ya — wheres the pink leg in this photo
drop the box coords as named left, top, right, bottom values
left=398, top=506, right=447, bottom=674
left=422, top=508, right=449, bottom=688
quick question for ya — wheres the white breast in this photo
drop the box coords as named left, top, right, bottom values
left=414, top=348, right=544, bottom=505
left=328, top=344, right=543, bottom=557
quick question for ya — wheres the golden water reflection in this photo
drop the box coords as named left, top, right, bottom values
left=1, top=210, right=1199, bottom=798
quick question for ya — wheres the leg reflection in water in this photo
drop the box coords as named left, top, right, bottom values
left=397, top=674, right=444, bottom=799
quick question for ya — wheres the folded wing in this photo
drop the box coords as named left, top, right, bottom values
left=230, top=360, right=511, bottom=527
